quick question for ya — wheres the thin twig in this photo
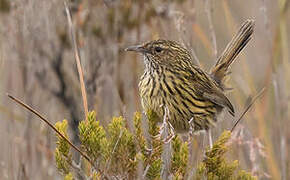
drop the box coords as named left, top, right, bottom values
left=143, top=165, right=150, bottom=179
left=205, top=0, right=217, bottom=149
left=7, top=94, right=96, bottom=169
left=231, top=88, right=266, bottom=132
left=105, top=129, right=124, bottom=172
left=205, top=0, right=217, bottom=58
left=64, top=1, right=89, bottom=122
left=70, top=160, right=88, bottom=179
left=208, top=129, right=213, bottom=149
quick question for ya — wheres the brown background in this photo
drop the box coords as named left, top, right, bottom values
left=0, top=0, right=289, bottom=179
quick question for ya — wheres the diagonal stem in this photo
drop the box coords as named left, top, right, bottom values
left=7, top=94, right=97, bottom=170
left=231, top=87, right=266, bottom=132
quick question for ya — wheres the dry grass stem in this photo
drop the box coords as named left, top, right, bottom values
left=205, top=0, right=217, bottom=58
left=231, top=88, right=266, bottom=132
left=64, top=1, right=89, bottom=122
left=6, top=94, right=96, bottom=170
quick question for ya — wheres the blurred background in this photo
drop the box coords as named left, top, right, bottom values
left=0, top=0, right=289, bottom=179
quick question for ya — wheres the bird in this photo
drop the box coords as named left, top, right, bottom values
left=125, top=19, right=254, bottom=133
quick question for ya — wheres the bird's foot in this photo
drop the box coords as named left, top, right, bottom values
left=159, top=117, right=175, bottom=144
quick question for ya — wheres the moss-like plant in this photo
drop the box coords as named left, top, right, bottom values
left=63, top=173, right=73, bottom=180
left=144, top=110, right=163, bottom=180
left=107, top=116, right=137, bottom=177
left=134, top=112, right=147, bottom=155
left=54, top=112, right=256, bottom=180
left=55, top=120, right=72, bottom=175
left=195, top=131, right=257, bottom=180
left=171, top=135, right=189, bottom=179
left=78, top=111, right=108, bottom=166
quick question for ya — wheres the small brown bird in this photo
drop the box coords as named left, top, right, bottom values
left=126, top=20, right=254, bottom=133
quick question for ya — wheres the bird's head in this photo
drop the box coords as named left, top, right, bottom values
left=125, top=39, right=193, bottom=69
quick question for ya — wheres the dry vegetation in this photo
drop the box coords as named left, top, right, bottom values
left=0, top=0, right=289, bottom=179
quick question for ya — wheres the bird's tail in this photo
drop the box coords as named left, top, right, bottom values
left=210, top=19, right=254, bottom=89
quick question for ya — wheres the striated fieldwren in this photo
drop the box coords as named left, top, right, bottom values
left=126, top=20, right=254, bottom=133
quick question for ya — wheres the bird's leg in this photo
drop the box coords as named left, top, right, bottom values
left=208, top=129, right=213, bottom=148
left=143, top=147, right=153, bottom=155
left=163, top=120, right=175, bottom=144
left=158, top=106, right=175, bottom=143
left=158, top=105, right=168, bottom=137
left=187, top=117, right=195, bottom=142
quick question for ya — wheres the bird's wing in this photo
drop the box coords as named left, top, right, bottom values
left=203, top=91, right=235, bottom=116
left=187, top=67, right=235, bottom=116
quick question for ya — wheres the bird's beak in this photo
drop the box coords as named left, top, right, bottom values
left=125, top=44, right=148, bottom=53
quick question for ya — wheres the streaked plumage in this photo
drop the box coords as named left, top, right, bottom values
left=126, top=20, right=254, bottom=133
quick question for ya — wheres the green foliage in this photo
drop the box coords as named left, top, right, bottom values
left=195, top=131, right=256, bottom=180
left=78, top=112, right=138, bottom=178
left=146, top=159, right=162, bottom=180
left=134, top=111, right=162, bottom=179
left=147, top=110, right=160, bottom=137
left=134, top=112, right=147, bottom=154
left=78, top=111, right=108, bottom=164
left=236, top=170, right=257, bottom=180
left=64, top=173, right=73, bottom=180
left=171, top=135, right=189, bottom=179
left=107, top=116, right=137, bottom=177
left=144, top=110, right=163, bottom=180
left=55, top=120, right=72, bottom=175
left=54, top=113, right=256, bottom=179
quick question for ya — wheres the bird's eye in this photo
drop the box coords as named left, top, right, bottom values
left=155, top=47, right=163, bottom=53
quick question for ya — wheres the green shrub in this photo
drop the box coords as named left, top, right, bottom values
left=54, top=112, right=256, bottom=180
